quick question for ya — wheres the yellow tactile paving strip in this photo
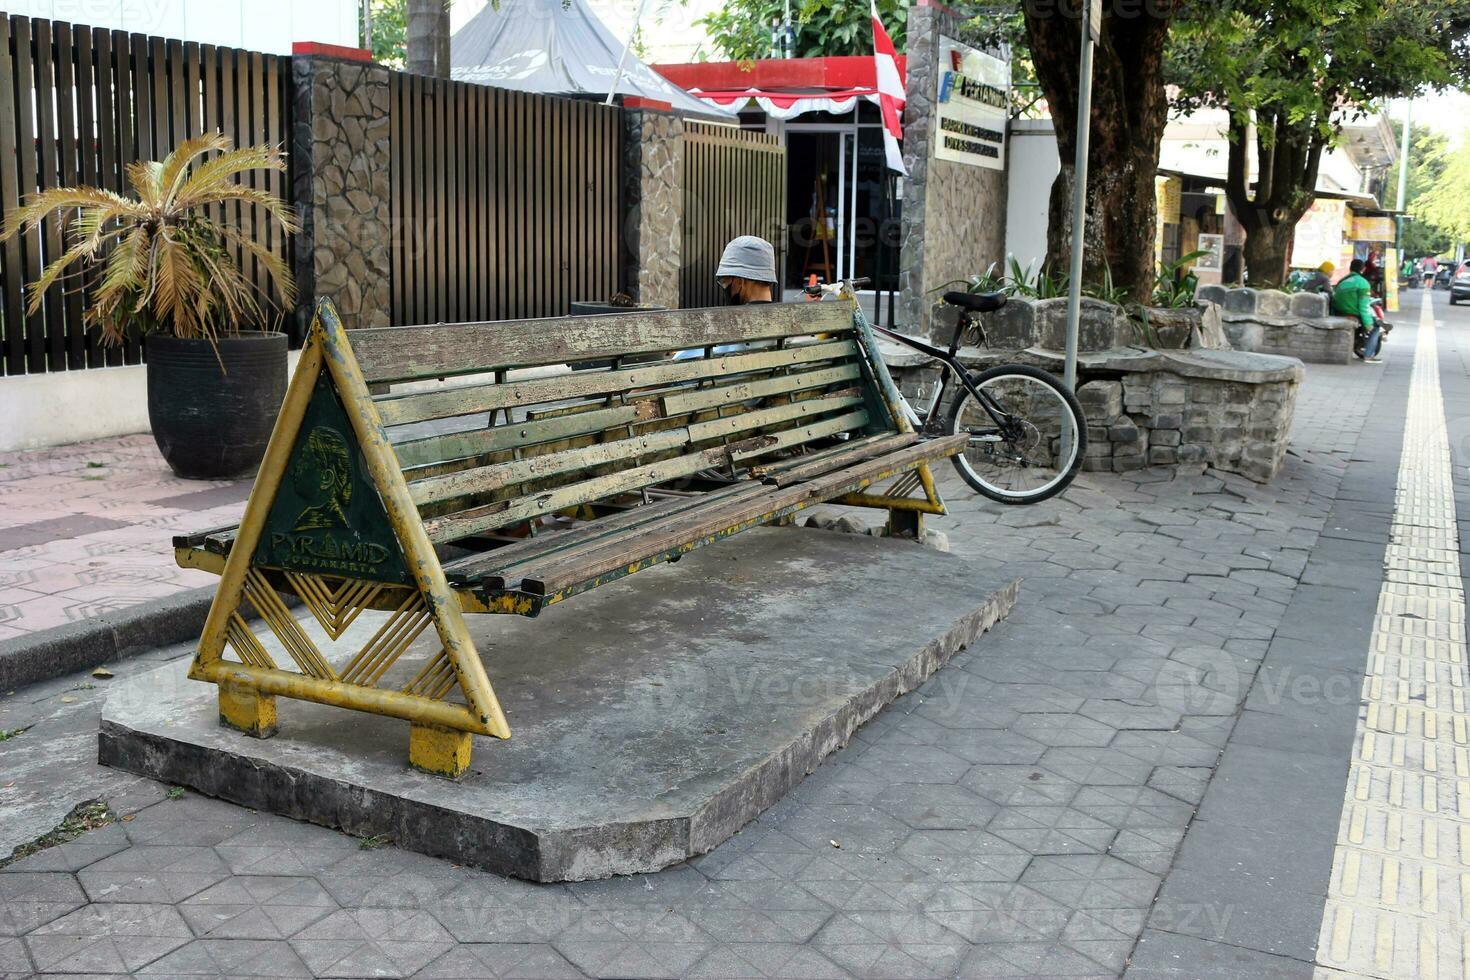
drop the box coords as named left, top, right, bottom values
left=1316, top=294, right=1470, bottom=979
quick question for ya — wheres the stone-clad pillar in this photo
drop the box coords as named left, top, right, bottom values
left=291, top=55, right=394, bottom=331
left=898, top=4, right=1009, bottom=340
left=621, top=107, right=685, bottom=310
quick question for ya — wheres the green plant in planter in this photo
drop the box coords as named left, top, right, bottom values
left=2, top=132, right=299, bottom=342
left=3, top=133, right=302, bottom=480
left=1151, top=251, right=1207, bottom=308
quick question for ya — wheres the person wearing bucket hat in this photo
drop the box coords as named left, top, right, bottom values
left=671, top=236, right=778, bottom=361
left=715, top=235, right=777, bottom=305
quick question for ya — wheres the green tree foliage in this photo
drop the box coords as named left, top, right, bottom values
left=1170, top=1, right=1470, bottom=285
left=1412, top=132, right=1470, bottom=248
left=698, top=0, right=907, bottom=60
left=371, top=0, right=408, bottom=69
left=1387, top=119, right=1454, bottom=256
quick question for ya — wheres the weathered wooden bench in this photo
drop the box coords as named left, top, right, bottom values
left=176, top=297, right=967, bottom=777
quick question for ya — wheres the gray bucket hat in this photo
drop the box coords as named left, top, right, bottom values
left=715, top=236, right=777, bottom=284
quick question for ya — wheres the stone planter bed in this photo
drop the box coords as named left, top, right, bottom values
left=883, top=296, right=1306, bottom=484
left=1196, top=285, right=1357, bottom=364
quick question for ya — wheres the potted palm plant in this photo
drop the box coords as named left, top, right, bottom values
left=3, top=133, right=299, bottom=479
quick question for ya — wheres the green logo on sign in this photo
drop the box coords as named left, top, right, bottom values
left=255, top=373, right=410, bottom=584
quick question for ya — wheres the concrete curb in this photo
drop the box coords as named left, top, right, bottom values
left=0, top=586, right=216, bottom=691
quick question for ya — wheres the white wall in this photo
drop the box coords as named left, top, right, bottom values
left=5, top=0, right=359, bottom=54
left=1, top=351, right=303, bottom=453
left=1, top=363, right=150, bottom=452
left=1004, top=119, right=1059, bottom=277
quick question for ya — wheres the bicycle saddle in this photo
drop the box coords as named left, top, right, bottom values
left=943, top=290, right=1007, bottom=313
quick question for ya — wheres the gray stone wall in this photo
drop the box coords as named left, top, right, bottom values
left=1196, top=285, right=1355, bottom=364
left=1078, top=372, right=1298, bottom=483
left=291, top=56, right=393, bottom=330
left=621, top=109, right=685, bottom=311
left=898, top=6, right=1008, bottom=340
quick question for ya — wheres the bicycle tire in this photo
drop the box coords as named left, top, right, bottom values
left=945, top=363, right=1086, bottom=505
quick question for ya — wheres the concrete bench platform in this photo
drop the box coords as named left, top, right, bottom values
left=98, top=527, right=1018, bottom=882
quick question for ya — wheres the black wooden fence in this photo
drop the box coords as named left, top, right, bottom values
left=680, top=122, right=786, bottom=308
left=0, top=14, right=291, bottom=376
left=388, top=73, right=622, bottom=325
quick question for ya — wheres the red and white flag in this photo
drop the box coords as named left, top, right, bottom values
left=872, top=0, right=907, bottom=176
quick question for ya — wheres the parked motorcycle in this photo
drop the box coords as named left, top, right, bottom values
left=1355, top=296, right=1392, bottom=359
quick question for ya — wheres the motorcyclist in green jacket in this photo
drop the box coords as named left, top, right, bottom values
left=1331, top=259, right=1382, bottom=362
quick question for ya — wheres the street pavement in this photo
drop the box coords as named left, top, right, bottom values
left=0, top=290, right=1457, bottom=978
left=0, top=435, right=248, bottom=638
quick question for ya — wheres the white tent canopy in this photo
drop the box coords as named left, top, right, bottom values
left=450, top=0, right=735, bottom=120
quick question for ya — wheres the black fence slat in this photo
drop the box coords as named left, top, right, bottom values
left=32, top=19, right=67, bottom=372
left=0, top=17, right=24, bottom=376
left=54, top=21, right=86, bottom=369
left=165, top=37, right=184, bottom=153
left=74, top=26, right=103, bottom=367
left=679, top=122, right=785, bottom=309
left=0, top=13, right=291, bottom=375
left=103, top=29, right=128, bottom=366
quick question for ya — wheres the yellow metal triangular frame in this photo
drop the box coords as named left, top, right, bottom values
left=188, top=298, right=510, bottom=740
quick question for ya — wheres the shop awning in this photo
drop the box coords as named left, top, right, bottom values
left=691, top=87, right=881, bottom=119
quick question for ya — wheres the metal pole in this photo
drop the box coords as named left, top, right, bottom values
left=1062, top=6, right=1096, bottom=392
left=1395, top=100, right=1413, bottom=249
left=606, top=0, right=653, bottom=106
left=849, top=112, right=860, bottom=288
left=362, top=0, right=372, bottom=53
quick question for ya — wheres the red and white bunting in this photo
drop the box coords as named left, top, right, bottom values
left=872, top=0, right=907, bottom=176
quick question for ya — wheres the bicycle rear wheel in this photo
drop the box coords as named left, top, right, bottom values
left=945, top=364, right=1085, bottom=504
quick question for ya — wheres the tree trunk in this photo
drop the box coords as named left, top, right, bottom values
left=1023, top=0, right=1179, bottom=304
left=407, top=0, right=446, bottom=77
left=1223, top=106, right=1328, bottom=287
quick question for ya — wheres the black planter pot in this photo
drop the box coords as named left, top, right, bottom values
left=146, top=332, right=288, bottom=480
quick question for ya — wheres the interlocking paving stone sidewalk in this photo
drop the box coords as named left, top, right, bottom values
left=0, top=434, right=248, bottom=638
left=0, top=315, right=1408, bottom=977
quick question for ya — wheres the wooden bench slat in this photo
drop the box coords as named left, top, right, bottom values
left=442, top=480, right=770, bottom=587
left=512, top=436, right=969, bottom=597
left=394, top=358, right=864, bottom=476
left=423, top=444, right=733, bottom=543
left=354, top=303, right=856, bottom=384
left=758, top=432, right=921, bottom=486
left=409, top=426, right=692, bottom=506
left=422, top=396, right=875, bottom=545
left=684, top=391, right=863, bottom=443
left=415, top=392, right=868, bottom=524
left=393, top=403, right=646, bottom=471
left=373, top=338, right=861, bottom=428
left=726, top=408, right=870, bottom=463
left=659, top=363, right=862, bottom=415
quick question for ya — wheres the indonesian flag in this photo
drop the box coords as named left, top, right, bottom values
left=872, top=0, right=907, bottom=175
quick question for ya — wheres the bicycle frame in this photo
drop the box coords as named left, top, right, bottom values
left=851, top=300, right=1016, bottom=439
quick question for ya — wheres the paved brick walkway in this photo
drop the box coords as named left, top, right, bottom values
left=0, top=297, right=1431, bottom=979
left=0, top=435, right=248, bottom=638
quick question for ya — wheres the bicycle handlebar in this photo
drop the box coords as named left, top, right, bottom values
left=802, top=276, right=871, bottom=299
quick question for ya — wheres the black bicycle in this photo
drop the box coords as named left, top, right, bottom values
left=811, top=278, right=1086, bottom=505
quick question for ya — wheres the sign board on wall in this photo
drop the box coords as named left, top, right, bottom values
left=934, top=36, right=1009, bottom=170
left=1353, top=216, right=1396, bottom=242
left=1292, top=198, right=1346, bottom=269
